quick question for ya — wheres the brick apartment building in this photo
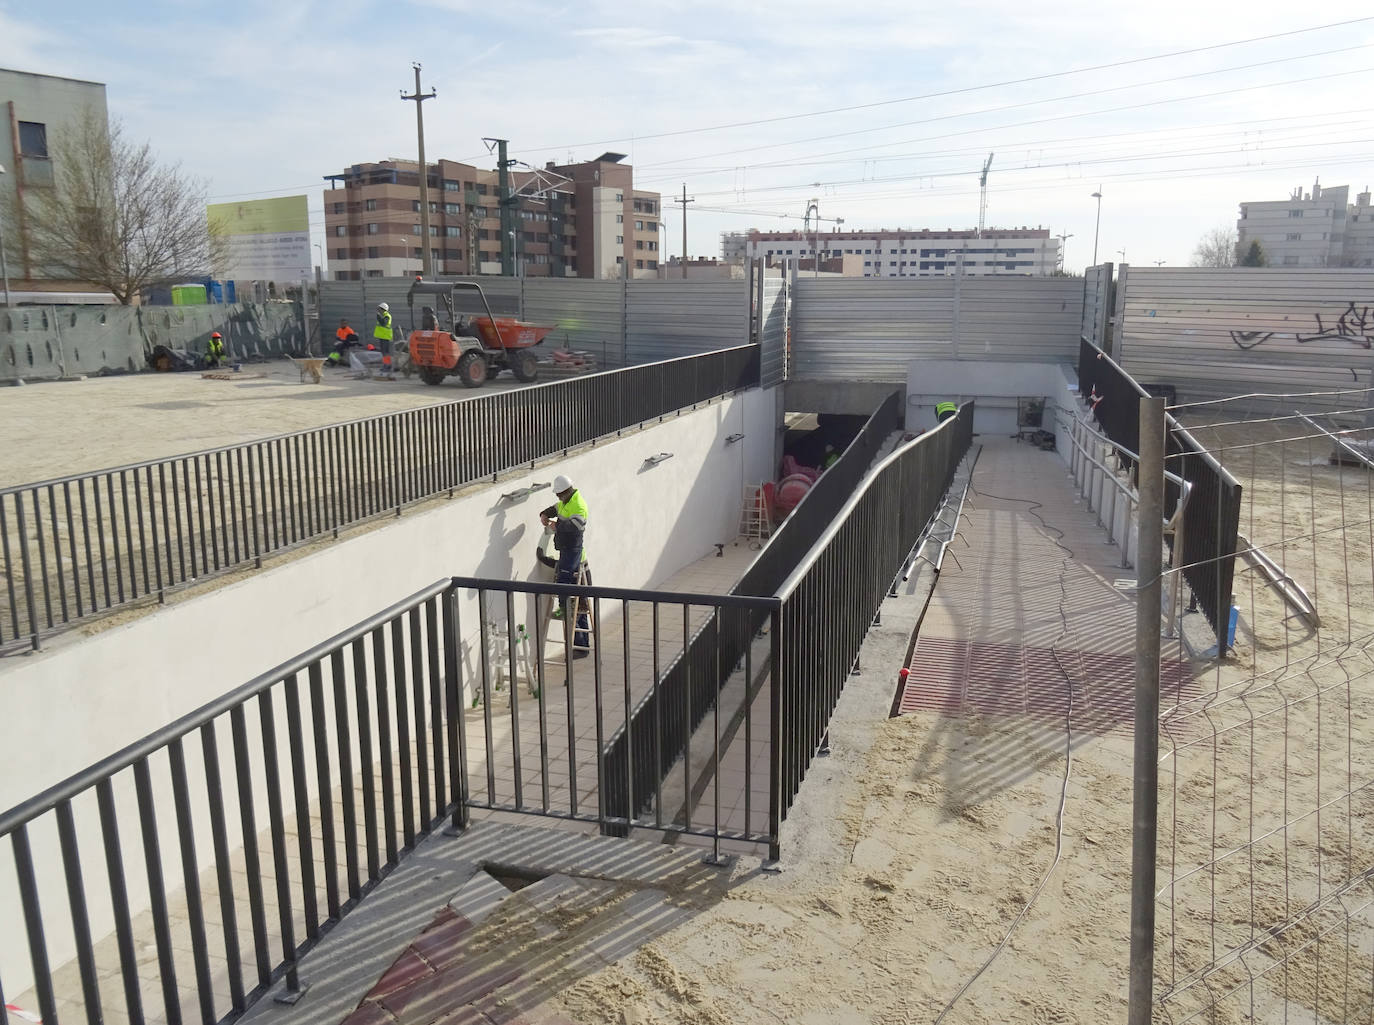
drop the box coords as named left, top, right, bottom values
left=323, top=153, right=661, bottom=280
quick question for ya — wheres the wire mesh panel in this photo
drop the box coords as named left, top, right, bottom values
left=1148, top=388, right=1374, bottom=1023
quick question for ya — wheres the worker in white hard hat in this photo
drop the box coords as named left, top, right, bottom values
left=539, top=474, right=591, bottom=657
left=373, top=302, right=394, bottom=379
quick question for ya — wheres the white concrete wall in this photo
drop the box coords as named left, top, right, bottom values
left=0, top=385, right=778, bottom=997
left=905, top=359, right=1079, bottom=454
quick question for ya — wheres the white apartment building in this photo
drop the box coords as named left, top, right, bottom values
left=1237, top=180, right=1374, bottom=268
left=737, top=227, right=1061, bottom=277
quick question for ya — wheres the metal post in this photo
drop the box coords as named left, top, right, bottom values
left=1128, top=395, right=1165, bottom=1025
left=0, top=162, right=11, bottom=307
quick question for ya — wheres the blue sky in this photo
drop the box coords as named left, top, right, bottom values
left=4, top=0, right=1374, bottom=270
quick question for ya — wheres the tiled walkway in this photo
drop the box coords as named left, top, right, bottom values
left=898, top=438, right=1192, bottom=734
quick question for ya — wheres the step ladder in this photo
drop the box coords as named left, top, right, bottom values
left=540, top=560, right=596, bottom=660
left=740, top=483, right=772, bottom=545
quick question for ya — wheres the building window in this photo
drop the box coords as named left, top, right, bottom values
left=445, top=203, right=460, bottom=214
left=615, top=192, right=624, bottom=202
left=615, top=214, right=624, bottom=223
left=636, top=240, right=644, bottom=250
left=1289, top=210, right=1304, bottom=218
left=412, top=223, right=422, bottom=234
left=366, top=269, right=383, bottom=278
left=335, top=225, right=347, bottom=237
left=1283, top=256, right=1300, bottom=265
left=1286, top=232, right=1302, bottom=241
left=616, top=255, right=624, bottom=264
left=616, top=235, right=624, bottom=244
left=635, top=220, right=644, bottom=230
left=366, top=223, right=379, bottom=235
left=366, top=199, right=378, bottom=211
left=335, top=247, right=346, bottom=260
left=443, top=248, right=461, bottom=260
left=412, top=200, right=421, bottom=212
left=648, top=242, right=657, bottom=251
left=18, top=121, right=48, bottom=158
left=333, top=202, right=345, bottom=215
left=429, top=225, right=439, bottom=236
left=445, top=226, right=461, bottom=237
left=648, top=260, right=657, bottom=270
left=367, top=246, right=380, bottom=259
left=636, top=259, right=644, bottom=269
left=443, top=180, right=459, bottom=191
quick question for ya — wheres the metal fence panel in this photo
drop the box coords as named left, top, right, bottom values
left=792, top=277, right=1082, bottom=382
left=319, top=277, right=522, bottom=341
left=1082, top=263, right=1113, bottom=351
left=624, top=280, right=751, bottom=365
left=1115, top=267, right=1374, bottom=405
left=760, top=272, right=788, bottom=387
left=522, top=278, right=625, bottom=368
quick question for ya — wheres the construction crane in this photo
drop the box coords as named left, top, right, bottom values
left=977, top=152, right=994, bottom=238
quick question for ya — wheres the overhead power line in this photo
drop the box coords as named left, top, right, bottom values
left=518, top=16, right=1374, bottom=152
left=637, top=44, right=1374, bottom=172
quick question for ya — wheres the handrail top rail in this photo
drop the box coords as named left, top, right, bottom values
left=0, top=578, right=452, bottom=836
left=0, top=345, right=758, bottom=497
left=448, top=576, right=781, bottom=610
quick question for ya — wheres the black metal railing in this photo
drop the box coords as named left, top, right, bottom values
left=0, top=580, right=462, bottom=1025
left=448, top=576, right=779, bottom=854
left=600, top=389, right=903, bottom=840
left=1076, top=336, right=1242, bottom=643
left=774, top=402, right=974, bottom=821
left=0, top=345, right=761, bottom=654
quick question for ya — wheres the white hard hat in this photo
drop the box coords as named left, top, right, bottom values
left=377, top=302, right=389, bottom=311
left=553, top=474, right=573, bottom=494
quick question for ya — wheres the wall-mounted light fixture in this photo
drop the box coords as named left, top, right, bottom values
left=642, top=452, right=674, bottom=467
left=725, top=433, right=745, bottom=444
left=501, top=482, right=549, bottom=502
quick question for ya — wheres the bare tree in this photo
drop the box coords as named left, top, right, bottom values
left=1191, top=225, right=1238, bottom=268
left=20, top=109, right=226, bottom=304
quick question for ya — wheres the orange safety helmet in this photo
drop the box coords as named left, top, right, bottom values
left=210, top=331, right=222, bottom=339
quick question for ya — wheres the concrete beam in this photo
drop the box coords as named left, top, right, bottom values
left=785, top=378, right=904, bottom=416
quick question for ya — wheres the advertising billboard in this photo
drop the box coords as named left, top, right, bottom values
left=207, top=195, right=311, bottom=281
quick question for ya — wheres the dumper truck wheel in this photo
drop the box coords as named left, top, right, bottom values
left=418, top=366, right=447, bottom=386
left=485, top=364, right=502, bottom=381
left=512, top=351, right=539, bottom=383
left=457, top=351, right=488, bottom=388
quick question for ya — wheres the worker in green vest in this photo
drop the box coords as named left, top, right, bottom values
left=206, top=331, right=225, bottom=368
left=936, top=400, right=959, bottom=424
left=373, top=302, right=394, bottom=379
left=540, top=474, right=591, bottom=656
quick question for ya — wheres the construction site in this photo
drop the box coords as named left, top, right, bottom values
left=2, top=263, right=1374, bottom=1025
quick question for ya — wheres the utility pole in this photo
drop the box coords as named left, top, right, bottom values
left=400, top=64, right=437, bottom=278
left=674, top=184, right=694, bottom=279
left=482, top=138, right=518, bottom=277
left=977, top=153, right=994, bottom=237
left=1056, top=232, right=1073, bottom=274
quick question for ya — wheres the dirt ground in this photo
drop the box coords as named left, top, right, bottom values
left=0, top=357, right=531, bottom=487
left=541, top=409, right=1374, bottom=1025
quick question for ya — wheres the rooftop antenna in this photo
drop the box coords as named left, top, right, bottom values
left=977, top=152, right=994, bottom=237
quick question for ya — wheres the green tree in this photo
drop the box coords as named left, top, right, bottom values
left=1238, top=240, right=1268, bottom=267
left=19, top=108, right=226, bottom=304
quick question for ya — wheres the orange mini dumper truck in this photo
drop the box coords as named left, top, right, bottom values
left=406, top=279, right=556, bottom=389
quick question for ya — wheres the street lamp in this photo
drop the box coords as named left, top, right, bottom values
left=1090, top=188, right=1103, bottom=266
left=1153, top=260, right=1166, bottom=267
left=1117, top=248, right=1127, bottom=264
left=0, top=163, right=11, bottom=307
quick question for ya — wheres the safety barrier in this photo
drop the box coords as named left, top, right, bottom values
left=1077, top=337, right=1242, bottom=645
left=0, top=345, right=760, bottom=653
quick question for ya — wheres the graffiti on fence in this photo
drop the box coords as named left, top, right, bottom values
left=1229, top=301, right=1374, bottom=351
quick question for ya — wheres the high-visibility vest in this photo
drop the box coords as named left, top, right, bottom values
left=208, top=337, right=225, bottom=357
left=936, top=401, right=958, bottom=420
left=373, top=311, right=393, bottom=342
left=555, top=489, right=589, bottom=560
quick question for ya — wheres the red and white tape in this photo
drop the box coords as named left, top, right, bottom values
left=5, top=1004, right=42, bottom=1023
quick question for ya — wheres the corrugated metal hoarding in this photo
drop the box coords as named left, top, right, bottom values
left=624, top=280, right=751, bottom=365
left=1115, top=268, right=1374, bottom=406
left=1082, top=263, right=1112, bottom=350
left=760, top=271, right=788, bottom=387
left=791, top=276, right=1083, bottom=382
left=523, top=278, right=624, bottom=367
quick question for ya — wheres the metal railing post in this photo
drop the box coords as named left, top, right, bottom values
left=1128, top=395, right=1165, bottom=1025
